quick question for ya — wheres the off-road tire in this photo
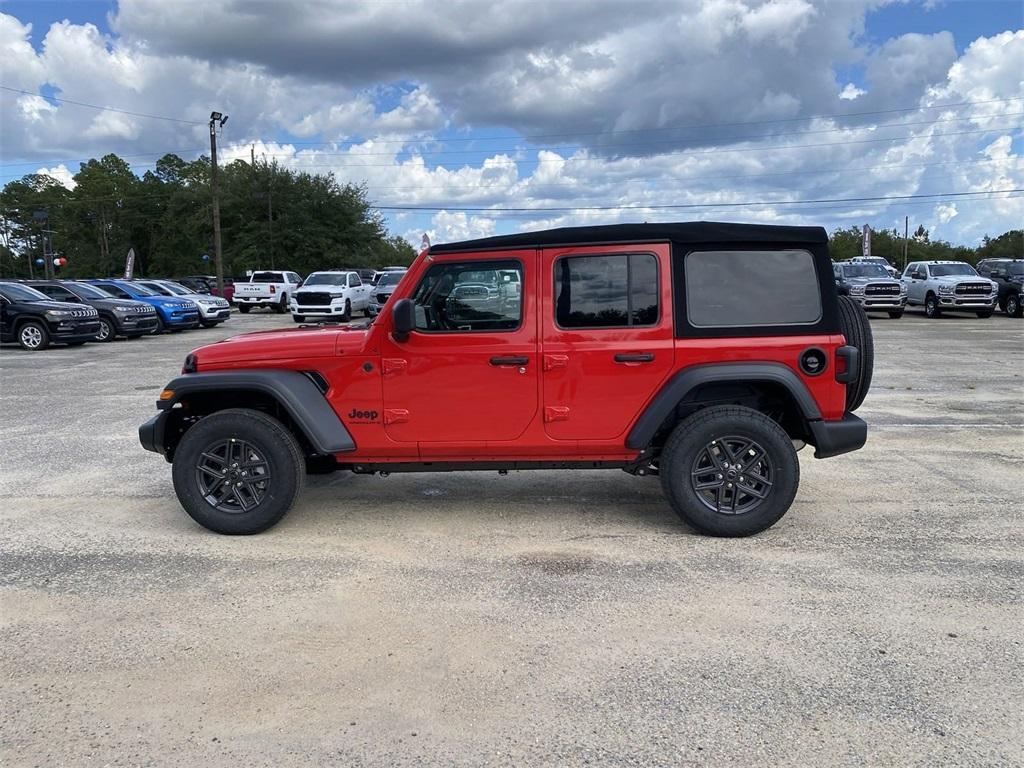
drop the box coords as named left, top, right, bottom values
left=293, top=315, right=305, bottom=323
left=17, top=320, right=49, bottom=351
left=924, top=294, right=941, bottom=318
left=96, top=317, right=116, bottom=342
left=171, top=408, right=304, bottom=535
left=238, top=304, right=251, bottom=314
left=887, top=310, right=904, bottom=319
left=1007, top=293, right=1022, bottom=318
left=836, top=295, right=873, bottom=412
left=659, top=405, right=799, bottom=537
left=976, top=311, right=993, bottom=319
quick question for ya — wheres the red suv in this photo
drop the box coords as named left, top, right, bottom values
left=140, top=222, right=871, bottom=537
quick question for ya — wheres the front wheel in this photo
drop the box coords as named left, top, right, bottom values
left=924, top=295, right=942, bottom=318
left=171, top=408, right=304, bottom=534
left=976, top=310, right=993, bottom=319
left=1007, top=294, right=1022, bottom=318
left=152, top=314, right=166, bottom=334
left=293, top=315, right=305, bottom=323
left=96, top=317, right=116, bottom=342
left=659, top=406, right=799, bottom=537
left=888, top=310, right=904, bottom=319
left=18, top=321, right=50, bottom=351
left=341, top=299, right=351, bottom=322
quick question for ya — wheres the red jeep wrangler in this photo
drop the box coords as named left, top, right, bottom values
left=140, top=222, right=871, bottom=537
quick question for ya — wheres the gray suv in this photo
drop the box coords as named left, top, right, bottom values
left=902, top=261, right=998, bottom=318
left=833, top=261, right=907, bottom=318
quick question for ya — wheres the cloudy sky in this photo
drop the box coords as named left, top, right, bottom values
left=1, top=0, right=1022, bottom=246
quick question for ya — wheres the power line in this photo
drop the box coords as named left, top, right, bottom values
left=0, top=85, right=205, bottom=126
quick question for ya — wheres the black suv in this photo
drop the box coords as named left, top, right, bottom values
left=976, top=258, right=1023, bottom=318
left=0, top=281, right=101, bottom=350
left=26, top=280, right=159, bottom=341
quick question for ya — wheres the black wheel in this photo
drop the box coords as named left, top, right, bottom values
left=836, top=295, right=874, bottom=412
left=274, top=295, right=287, bottom=314
left=924, top=294, right=941, bottom=318
left=976, top=310, right=993, bottom=319
left=152, top=314, right=166, bottom=334
left=96, top=317, right=116, bottom=342
left=171, top=409, right=304, bottom=534
left=341, top=299, right=351, bottom=322
left=887, top=310, right=904, bottom=319
left=200, top=320, right=217, bottom=328
left=293, top=315, right=305, bottom=323
left=659, top=406, right=799, bottom=537
left=1007, top=293, right=1022, bottom=318
left=17, top=321, right=49, bottom=351
left=239, top=304, right=251, bottom=314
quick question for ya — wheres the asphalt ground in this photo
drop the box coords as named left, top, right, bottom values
left=1, top=308, right=1022, bottom=767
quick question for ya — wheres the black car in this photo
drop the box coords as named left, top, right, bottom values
left=976, top=258, right=1023, bottom=318
left=0, top=281, right=101, bottom=350
left=26, top=279, right=160, bottom=341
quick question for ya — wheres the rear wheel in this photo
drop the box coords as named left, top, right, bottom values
left=18, top=321, right=49, bottom=351
left=836, top=295, right=874, bottom=412
left=659, top=406, right=798, bottom=537
left=924, top=294, right=941, bottom=318
left=274, top=295, right=287, bottom=314
left=171, top=408, right=304, bottom=535
left=96, top=317, right=116, bottom=342
left=238, top=304, right=251, bottom=314
left=1007, top=293, right=1022, bottom=318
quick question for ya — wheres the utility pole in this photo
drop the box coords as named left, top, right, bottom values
left=209, top=111, right=228, bottom=295
left=903, top=215, right=909, bottom=270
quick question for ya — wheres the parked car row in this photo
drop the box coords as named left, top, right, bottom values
left=834, top=258, right=1022, bottom=319
left=232, top=267, right=411, bottom=320
left=0, top=277, right=230, bottom=351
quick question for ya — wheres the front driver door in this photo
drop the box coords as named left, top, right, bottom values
left=380, top=251, right=538, bottom=445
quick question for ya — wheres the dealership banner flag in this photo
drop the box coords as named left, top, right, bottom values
left=123, top=247, right=136, bottom=279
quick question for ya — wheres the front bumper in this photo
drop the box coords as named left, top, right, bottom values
left=938, top=295, right=997, bottom=308
left=115, top=313, right=159, bottom=334
left=852, top=295, right=906, bottom=310
left=139, top=410, right=172, bottom=460
left=808, top=414, right=867, bottom=459
left=199, top=307, right=231, bottom=322
left=52, top=319, right=101, bottom=342
left=292, top=301, right=349, bottom=316
left=163, top=309, right=201, bottom=327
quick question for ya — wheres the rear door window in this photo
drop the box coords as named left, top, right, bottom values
left=554, top=253, right=658, bottom=328
left=684, top=249, right=821, bottom=328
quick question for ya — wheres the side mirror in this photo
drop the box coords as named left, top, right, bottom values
left=391, top=298, right=415, bottom=341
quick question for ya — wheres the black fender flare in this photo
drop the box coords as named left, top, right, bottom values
left=625, top=363, right=822, bottom=450
left=153, top=369, right=355, bottom=454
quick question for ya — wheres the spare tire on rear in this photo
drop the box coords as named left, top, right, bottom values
left=836, top=295, right=874, bottom=412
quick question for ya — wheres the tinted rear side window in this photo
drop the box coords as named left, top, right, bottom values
left=685, top=249, right=821, bottom=328
left=555, top=253, right=658, bottom=328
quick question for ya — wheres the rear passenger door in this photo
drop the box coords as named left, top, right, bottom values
left=540, top=244, right=674, bottom=441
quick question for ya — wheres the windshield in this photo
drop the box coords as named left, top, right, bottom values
left=124, top=282, right=158, bottom=296
left=1004, top=263, right=1024, bottom=276
left=931, top=264, right=978, bottom=277
left=251, top=272, right=284, bottom=282
left=138, top=281, right=173, bottom=296
left=304, top=272, right=348, bottom=286
left=0, top=283, right=50, bottom=302
left=841, top=264, right=890, bottom=278
left=377, top=272, right=405, bottom=287
left=860, top=257, right=890, bottom=266
left=159, top=281, right=193, bottom=295
left=64, top=282, right=110, bottom=299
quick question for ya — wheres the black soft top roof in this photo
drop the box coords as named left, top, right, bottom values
left=429, top=221, right=828, bottom=254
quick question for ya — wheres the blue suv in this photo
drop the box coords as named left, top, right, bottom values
left=86, top=279, right=200, bottom=332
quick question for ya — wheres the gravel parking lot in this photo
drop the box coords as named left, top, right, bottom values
left=1, top=311, right=1021, bottom=766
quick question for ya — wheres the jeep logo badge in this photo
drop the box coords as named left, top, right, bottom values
left=348, top=408, right=379, bottom=421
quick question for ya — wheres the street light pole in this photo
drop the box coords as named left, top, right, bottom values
left=209, top=111, right=228, bottom=296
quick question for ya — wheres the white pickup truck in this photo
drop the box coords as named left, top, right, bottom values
left=288, top=270, right=372, bottom=322
left=234, top=270, right=303, bottom=313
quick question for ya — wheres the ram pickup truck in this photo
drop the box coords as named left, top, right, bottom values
left=289, top=270, right=372, bottom=322
left=234, top=270, right=303, bottom=313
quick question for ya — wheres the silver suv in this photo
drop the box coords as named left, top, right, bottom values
left=902, top=261, right=998, bottom=318
left=833, top=261, right=907, bottom=318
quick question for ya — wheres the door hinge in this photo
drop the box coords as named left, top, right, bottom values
left=543, top=354, right=569, bottom=371
left=383, top=408, right=410, bottom=425
left=382, top=358, right=407, bottom=375
left=544, top=406, right=570, bottom=423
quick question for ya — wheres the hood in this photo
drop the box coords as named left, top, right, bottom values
left=192, top=324, right=371, bottom=367
left=15, top=298, right=91, bottom=312
left=145, top=294, right=198, bottom=306
left=842, top=275, right=900, bottom=285
left=928, top=274, right=985, bottom=284
left=91, top=297, right=154, bottom=310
